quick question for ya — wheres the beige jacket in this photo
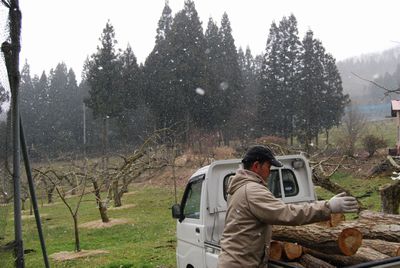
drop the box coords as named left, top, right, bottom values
left=218, top=168, right=331, bottom=268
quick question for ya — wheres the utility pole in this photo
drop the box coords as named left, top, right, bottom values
left=83, top=102, right=86, bottom=157
left=0, top=0, right=24, bottom=266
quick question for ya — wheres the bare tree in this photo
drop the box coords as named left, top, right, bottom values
left=339, top=104, right=367, bottom=157
left=34, top=168, right=87, bottom=252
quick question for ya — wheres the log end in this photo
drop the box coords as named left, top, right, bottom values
left=284, top=242, right=303, bottom=260
left=338, top=228, right=363, bottom=256
left=269, top=241, right=283, bottom=261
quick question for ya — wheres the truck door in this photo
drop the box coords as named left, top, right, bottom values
left=176, top=175, right=205, bottom=268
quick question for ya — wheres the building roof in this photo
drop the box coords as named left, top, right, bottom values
left=391, top=100, right=400, bottom=116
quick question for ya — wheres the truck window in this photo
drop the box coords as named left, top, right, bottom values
left=223, top=170, right=299, bottom=200
left=223, top=173, right=235, bottom=201
left=268, top=169, right=299, bottom=198
left=182, top=178, right=203, bottom=219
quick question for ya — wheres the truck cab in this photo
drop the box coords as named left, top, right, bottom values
left=171, top=154, right=400, bottom=268
left=171, top=154, right=316, bottom=268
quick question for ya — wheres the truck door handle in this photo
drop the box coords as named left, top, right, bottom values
left=195, top=227, right=200, bottom=233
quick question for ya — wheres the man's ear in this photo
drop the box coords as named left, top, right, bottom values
left=250, top=161, right=260, bottom=172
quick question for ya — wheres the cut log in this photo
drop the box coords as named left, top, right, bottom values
left=283, top=242, right=303, bottom=260
left=380, top=180, right=400, bottom=214
left=272, top=225, right=362, bottom=256
left=335, top=220, right=400, bottom=242
left=330, top=213, right=345, bottom=227
left=303, top=247, right=389, bottom=266
left=299, top=253, right=335, bottom=268
left=362, top=239, right=400, bottom=257
left=316, top=213, right=345, bottom=227
left=358, top=210, right=400, bottom=223
left=269, top=241, right=283, bottom=261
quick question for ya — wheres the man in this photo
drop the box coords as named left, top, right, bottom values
left=218, top=145, right=358, bottom=268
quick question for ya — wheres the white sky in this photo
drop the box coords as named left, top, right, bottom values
left=18, top=0, right=400, bottom=80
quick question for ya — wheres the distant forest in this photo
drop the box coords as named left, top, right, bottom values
left=0, top=0, right=350, bottom=159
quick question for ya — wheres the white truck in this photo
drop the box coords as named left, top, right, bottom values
left=171, top=154, right=400, bottom=268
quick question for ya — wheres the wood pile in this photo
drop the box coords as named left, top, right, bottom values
left=269, top=211, right=400, bottom=267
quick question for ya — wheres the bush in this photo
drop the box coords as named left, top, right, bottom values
left=362, top=134, right=387, bottom=157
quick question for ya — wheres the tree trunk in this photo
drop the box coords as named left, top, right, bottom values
left=303, top=247, right=389, bottom=267
left=325, top=129, right=329, bottom=145
left=112, top=179, right=121, bottom=207
left=73, top=214, right=80, bottom=252
left=102, top=117, right=109, bottom=171
left=272, top=226, right=362, bottom=256
left=380, top=180, right=400, bottom=214
left=92, top=179, right=109, bottom=223
left=299, top=253, right=335, bottom=268
left=362, top=239, right=400, bottom=257
left=47, top=191, right=53, bottom=204
left=98, top=202, right=109, bottom=223
left=312, top=173, right=350, bottom=195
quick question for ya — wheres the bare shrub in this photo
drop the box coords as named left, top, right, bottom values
left=213, top=146, right=236, bottom=160
left=363, top=134, right=387, bottom=157
left=255, top=136, right=287, bottom=147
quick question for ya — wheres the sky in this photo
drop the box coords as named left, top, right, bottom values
left=16, top=0, right=400, bottom=80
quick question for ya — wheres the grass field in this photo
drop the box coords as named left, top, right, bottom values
left=1, top=185, right=181, bottom=268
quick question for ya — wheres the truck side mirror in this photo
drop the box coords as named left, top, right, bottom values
left=171, top=204, right=182, bottom=219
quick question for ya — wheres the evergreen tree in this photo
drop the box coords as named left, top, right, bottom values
left=277, top=15, right=302, bottom=143
left=235, top=46, right=258, bottom=140
left=322, top=53, right=349, bottom=143
left=216, top=12, right=244, bottom=142
left=84, top=21, right=123, bottom=157
left=84, top=21, right=123, bottom=120
left=166, top=0, right=213, bottom=131
left=257, top=22, right=282, bottom=135
left=257, top=15, right=302, bottom=140
left=117, top=44, right=142, bottom=144
left=143, top=1, right=175, bottom=129
left=297, top=30, right=327, bottom=150
left=47, top=63, right=82, bottom=153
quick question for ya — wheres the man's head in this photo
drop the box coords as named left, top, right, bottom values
left=241, top=145, right=283, bottom=181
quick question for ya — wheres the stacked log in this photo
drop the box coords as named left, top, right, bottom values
left=269, top=211, right=400, bottom=267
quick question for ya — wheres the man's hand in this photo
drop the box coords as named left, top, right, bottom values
left=328, top=192, right=358, bottom=213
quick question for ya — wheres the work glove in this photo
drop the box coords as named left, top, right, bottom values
left=327, top=192, right=358, bottom=213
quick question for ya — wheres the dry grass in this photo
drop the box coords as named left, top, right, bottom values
left=79, top=218, right=130, bottom=229
left=108, top=204, right=136, bottom=210
left=50, top=249, right=109, bottom=261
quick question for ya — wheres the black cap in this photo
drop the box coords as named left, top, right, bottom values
left=241, top=145, right=283, bottom=167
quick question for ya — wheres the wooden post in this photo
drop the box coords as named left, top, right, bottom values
left=397, top=111, right=400, bottom=155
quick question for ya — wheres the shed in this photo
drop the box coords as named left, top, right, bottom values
left=391, top=100, right=400, bottom=117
